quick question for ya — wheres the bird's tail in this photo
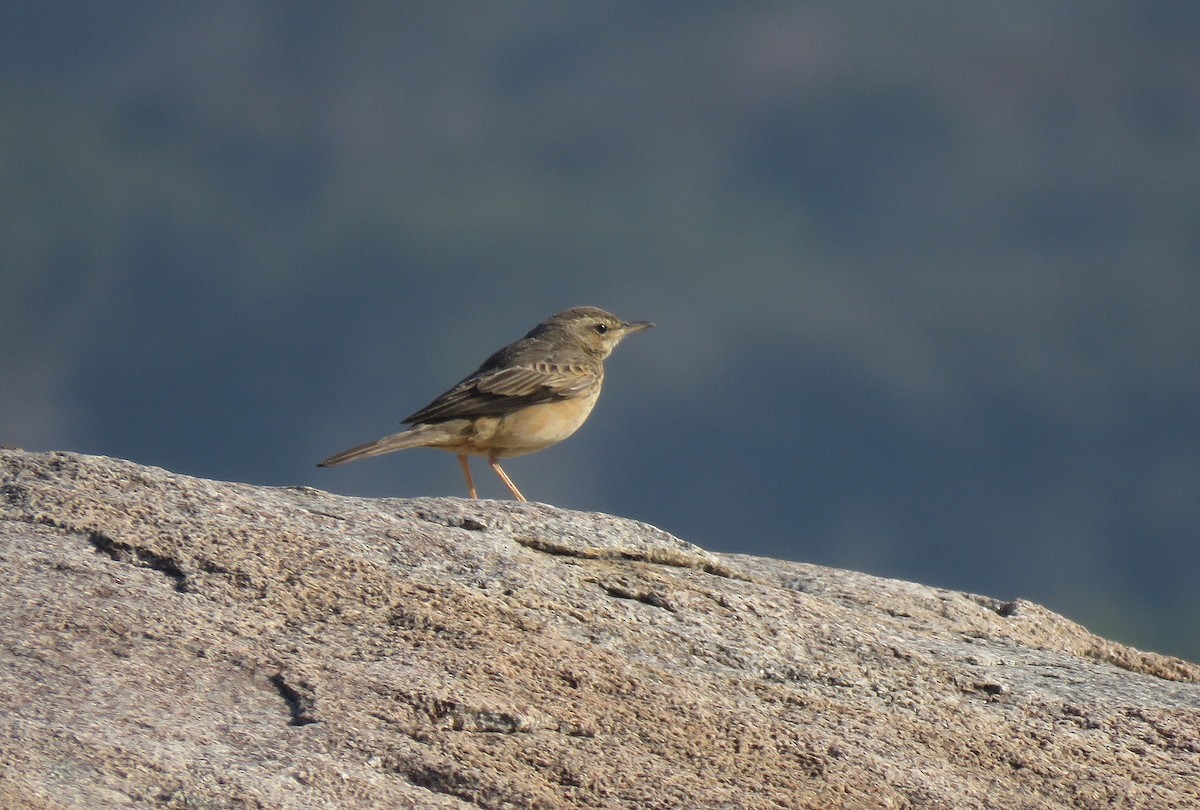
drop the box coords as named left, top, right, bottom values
left=317, top=426, right=440, bottom=467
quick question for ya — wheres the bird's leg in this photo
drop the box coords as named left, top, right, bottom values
left=458, top=455, right=478, bottom=499
left=488, top=457, right=527, bottom=502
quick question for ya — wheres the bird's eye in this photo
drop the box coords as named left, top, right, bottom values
left=594, top=323, right=609, bottom=334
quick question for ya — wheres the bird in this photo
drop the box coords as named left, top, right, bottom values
left=317, top=306, right=653, bottom=502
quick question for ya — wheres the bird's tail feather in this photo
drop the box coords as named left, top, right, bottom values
left=317, top=426, right=437, bottom=467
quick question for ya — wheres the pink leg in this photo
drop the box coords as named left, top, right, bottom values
left=488, top=457, right=527, bottom=502
left=457, top=455, right=478, bottom=499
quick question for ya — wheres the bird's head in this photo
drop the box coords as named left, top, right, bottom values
left=535, top=306, right=654, bottom=359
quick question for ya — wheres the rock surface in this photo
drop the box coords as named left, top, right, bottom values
left=1, top=448, right=1198, bottom=809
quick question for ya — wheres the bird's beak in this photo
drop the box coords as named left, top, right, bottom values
left=621, top=320, right=654, bottom=335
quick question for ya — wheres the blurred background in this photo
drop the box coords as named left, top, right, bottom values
left=2, top=3, right=1198, bottom=661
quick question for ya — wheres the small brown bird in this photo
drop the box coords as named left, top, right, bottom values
left=317, top=306, right=653, bottom=501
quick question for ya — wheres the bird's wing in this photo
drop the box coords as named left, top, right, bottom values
left=403, top=361, right=600, bottom=424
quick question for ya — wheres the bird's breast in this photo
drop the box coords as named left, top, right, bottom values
left=485, top=386, right=603, bottom=458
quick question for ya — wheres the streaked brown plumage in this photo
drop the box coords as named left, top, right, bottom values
left=317, top=306, right=653, bottom=501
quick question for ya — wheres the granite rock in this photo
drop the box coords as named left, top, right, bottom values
left=1, top=449, right=1197, bottom=808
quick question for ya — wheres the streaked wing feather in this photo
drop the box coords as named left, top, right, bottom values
left=403, top=362, right=598, bottom=424
left=478, top=362, right=595, bottom=397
